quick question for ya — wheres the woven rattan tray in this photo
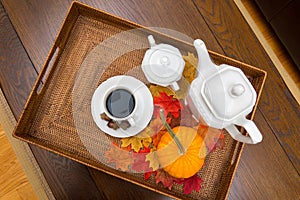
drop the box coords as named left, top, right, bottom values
left=13, top=2, right=266, bottom=199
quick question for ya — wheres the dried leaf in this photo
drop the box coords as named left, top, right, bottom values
left=152, top=130, right=166, bottom=147
left=153, top=92, right=182, bottom=119
left=132, top=147, right=152, bottom=172
left=172, top=78, right=190, bottom=99
left=121, top=131, right=152, bottom=152
left=184, top=52, right=198, bottom=68
left=105, top=143, right=132, bottom=171
left=155, top=169, right=181, bottom=190
left=144, top=171, right=157, bottom=180
left=177, top=102, right=199, bottom=127
left=121, top=137, right=144, bottom=152
left=197, top=124, right=225, bottom=152
left=183, top=52, right=198, bottom=83
left=142, top=135, right=153, bottom=148
left=176, top=174, right=203, bottom=194
left=145, top=150, right=160, bottom=171
left=149, top=85, right=176, bottom=98
left=149, top=81, right=189, bottom=100
left=149, top=118, right=165, bottom=134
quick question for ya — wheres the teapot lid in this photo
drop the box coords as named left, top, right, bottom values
left=142, top=37, right=185, bottom=86
left=201, top=66, right=257, bottom=121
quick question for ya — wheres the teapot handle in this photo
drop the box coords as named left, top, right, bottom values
left=225, top=117, right=262, bottom=144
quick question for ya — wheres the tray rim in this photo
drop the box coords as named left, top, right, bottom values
left=12, top=1, right=267, bottom=199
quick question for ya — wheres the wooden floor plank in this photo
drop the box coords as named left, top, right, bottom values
left=1, top=0, right=225, bottom=72
left=0, top=124, right=37, bottom=200
left=0, top=2, right=104, bottom=199
left=0, top=2, right=37, bottom=119
left=235, top=0, right=300, bottom=103
left=229, top=110, right=300, bottom=199
left=193, top=0, right=300, bottom=173
left=88, top=168, right=172, bottom=200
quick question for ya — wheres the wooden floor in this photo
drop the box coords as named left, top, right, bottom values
left=0, top=0, right=299, bottom=199
left=0, top=123, right=37, bottom=199
left=236, top=0, right=300, bottom=103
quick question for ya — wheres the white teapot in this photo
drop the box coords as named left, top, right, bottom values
left=186, top=39, right=262, bottom=144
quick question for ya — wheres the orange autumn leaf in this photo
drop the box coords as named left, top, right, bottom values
left=152, top=130, right=166, bottom=147
left=105, top=143, right=132, bottom=171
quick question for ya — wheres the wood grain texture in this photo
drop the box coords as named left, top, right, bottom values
left=0, top=2, right=37, bottom=119
left=229, top=111, right=300, bottom=199
left=0, top=2, right=104, bottom=199
left=29, top=147, right=106, bottom=199
left=0, top=124, right=38, bottom=200
left=238, top=0, right=300, bottom=97
left=193, top=0, right=300, bottom=173
left=1, top=0, right=225, bottom=71
left=88, top=168, right=172, bottom=200
left=0, top=0, right=299, bottom=199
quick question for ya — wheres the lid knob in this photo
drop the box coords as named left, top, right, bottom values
left=231, top=84, right=245, bottom=97
left=160, top=56, right=170, bottom=66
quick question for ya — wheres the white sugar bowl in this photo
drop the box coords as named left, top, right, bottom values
left=186, top=39, right=262, bottom=144
left=142, top=35, right=185, bottom=91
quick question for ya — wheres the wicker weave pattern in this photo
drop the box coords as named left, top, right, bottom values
left=14, top=3, right=266, bottom=200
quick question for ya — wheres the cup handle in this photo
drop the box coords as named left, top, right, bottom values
left=225, top=118, right=262, bottom=144
left=170, top=81, right=179, bottom=91
left=127, top=117, right=135, bottom=127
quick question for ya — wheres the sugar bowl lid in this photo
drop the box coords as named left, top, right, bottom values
left=142, top=35, right=185, bottom=87
left=201, top=65, right=257, bottom=121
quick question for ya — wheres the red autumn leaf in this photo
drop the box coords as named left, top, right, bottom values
left=177, top=102, right=199, bottom=127
left=176, top=174, right=203, bottom=194
left=153, top=92, right=182, bottom=120
left=144, top=171, right=157, bottom=180
left=155, top=169, right=181, bottom=190
left=153, top=105, right=173, bottom=124
left=210, top=132, right=225, bottom=152
left=132, top=147, right=152, bottom=172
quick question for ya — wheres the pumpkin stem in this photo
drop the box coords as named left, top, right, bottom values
left=159, top=109, right=185, bottom=155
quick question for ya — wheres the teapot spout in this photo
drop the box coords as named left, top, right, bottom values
left=194, top=39, right=216, bottom=77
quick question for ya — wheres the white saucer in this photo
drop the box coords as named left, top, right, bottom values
left=91, top=75, right=154, bottom=138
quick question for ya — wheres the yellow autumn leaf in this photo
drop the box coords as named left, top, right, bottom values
left=184, top=52, right=198, bottom=67
left=183, top=52, right=198, bottom=83
left=148, top=52, right=198, bottom=100
left=149, top=85, right=176, bottom=98
left=145, top=150, right=160, bottom=171
left=121, top=131, right=152, bottom=152
left=173, top=78, right=190, bottom=99
left=142, top=137, right=153, bottom=148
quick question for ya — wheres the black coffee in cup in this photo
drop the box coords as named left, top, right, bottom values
left=106, top=89, right=135, bottom=118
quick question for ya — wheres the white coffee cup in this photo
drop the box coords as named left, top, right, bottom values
left=103, top=86, right=137, bottom=128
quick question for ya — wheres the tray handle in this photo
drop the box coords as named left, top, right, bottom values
left=36, top=46, right=60, bottom=95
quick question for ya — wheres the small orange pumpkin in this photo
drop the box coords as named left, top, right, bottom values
left=157, top=125, right=207, bottom=179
